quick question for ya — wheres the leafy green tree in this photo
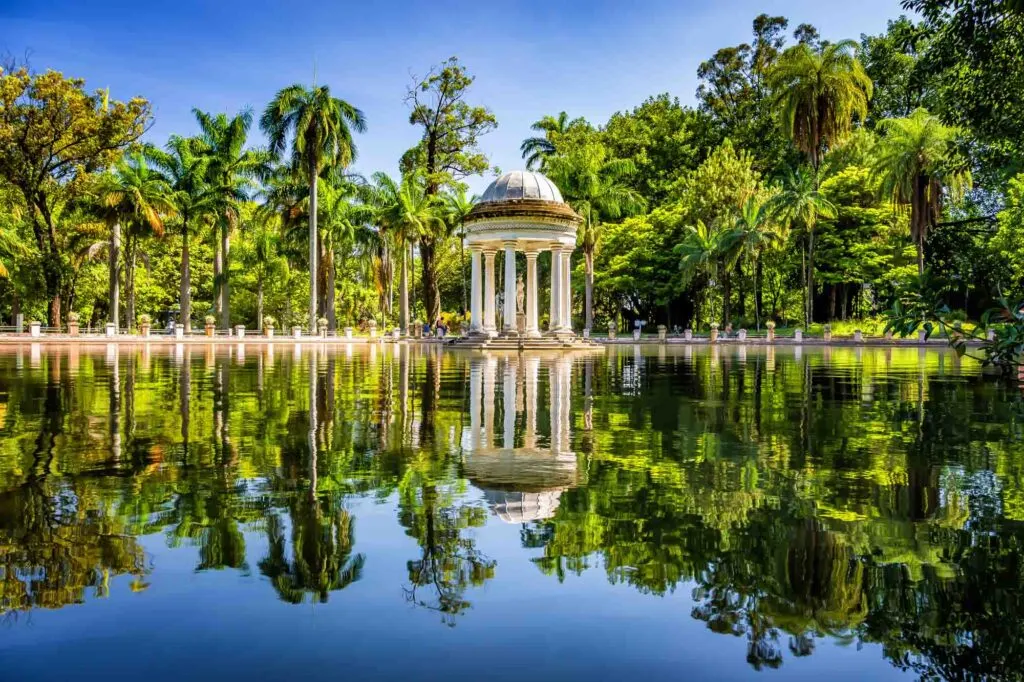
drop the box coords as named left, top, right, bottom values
left=147, top=136, right=214, bottom=332
left=872, top=108, right=971, bottom=274
left=404, top=57, right=497, bottom=322
left=0, top=66, right=149, bottom=326
left=260, top=84, right=366, bottom=333
left=904, top=0, right=1024, bottom=164
left=860, top=16, right=935, bottom=122
left=730, top=195, right=783, bottom=328
left=97, top=154, right=175, bottom=330
left=369, top=172, right=443, bottom=333
left=676, top=218, right=735, bottom=327
left=696, top=14, right=797, bottom=177
left=991, top=173, right=1024, bottom=299
left=603, top=94, right=711, bottom=203
left=546, top=143, right=645, bottom=331
left=769, top=167, right=837, bottom=324
left=243, top=213, right=286, bottom=331
left=441, top=187, right=475, bottom=315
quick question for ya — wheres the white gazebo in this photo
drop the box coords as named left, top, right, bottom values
left=463, top=170, right=582, bottom=340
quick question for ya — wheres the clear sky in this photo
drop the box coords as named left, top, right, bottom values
left=2, top=0, right=907, bottom=193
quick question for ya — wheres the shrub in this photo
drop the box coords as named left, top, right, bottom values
left=263, top=315, right=276, bottom=328
left=204, top=315, right=216, bottom=326
left=138, top=313, right=152, bottom=325
left=67, top=311, right=79, bottom=323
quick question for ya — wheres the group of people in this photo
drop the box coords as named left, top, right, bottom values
left=423, top=318, right=449, bottom=338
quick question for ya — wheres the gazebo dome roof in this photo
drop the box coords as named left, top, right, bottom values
left=479, top=170, right=564, bottom=204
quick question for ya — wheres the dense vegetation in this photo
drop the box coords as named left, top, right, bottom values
left=1, top=1, right=1022, bottom=340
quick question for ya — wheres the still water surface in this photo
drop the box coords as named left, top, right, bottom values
left=1, top=343, right=1022, bottom=681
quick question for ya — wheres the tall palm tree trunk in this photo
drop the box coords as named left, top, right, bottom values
left=109, top=222, right=121, bottom=331
left=755, top=250, right=764, bottom=330
left=220, top=220, right=231, bottom=329
left=257, top=278, right=264, bottom=333
left=214, top=228, right=223, bottom=324
left=722, top=267, right=732, bottom=327
left=180, top=220, right=191, bottom=333
left=308, top=170, right=318, bottom=334
left=399, top=242, right=409, bottom=334
left=806, top=227, right=815, bottom=325
left=460, top=233, right=467, bottom=315
left=326, top=247, right=337, bottom=331
left=586, top=253, right=597, bottom=332
left=421, top=239, right=440, bottom=324
left=125, top=240, right=137, bottom=332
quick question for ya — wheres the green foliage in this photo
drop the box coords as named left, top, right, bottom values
left=886, top=272, right=1024, bottom=374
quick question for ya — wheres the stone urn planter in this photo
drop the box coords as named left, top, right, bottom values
left=317, top=317, right=328, bottom=338
left=29, top=320, right=41, bottom=338
left=174, top=323, right=184, bottom=340
left=823, top=324, right=832, bottom=343
left=794, top=328, right=803, bottom=342
left=657, top=324, right=667, bottom=342
left=854, top=329, right=863, bottom=343
left=766, top=320, right=776, bottom=343
left=105, top=322, right=116, bottom=338
left=684, top=328, right=693, bottom=340
left=884, top=329, right=894, bottom=342
left=205, top=315, right=216, bottom=337
left=709, top=322, right=719, bottom=344
left=344, top=327, right=354, bottom=340
left=235, top=325, right=246, bottom=339
left=632, top=328, right=641, bottom=341
left=292, top=326, right=302, bottom=339
left=139, top=314, right=152, bottom=338
left=264, top=316, right=276, bottom=339
left=368, top=319, right=377, bottom=338
left=738, top=329, right=747, bottom=341
left=67, top=312, right=80, bottom=336
left=608, top=322, right=617, bottom=340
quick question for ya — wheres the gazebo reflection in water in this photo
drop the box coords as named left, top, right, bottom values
left=461, top=353, right=585, bottom=524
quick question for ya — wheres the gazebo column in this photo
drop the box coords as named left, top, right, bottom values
left=561, top=249, right=573, bottom=333
left=483, top=248, right=497, bottom=337
left=469, top=246, right=483, bottom=335
left=502, top=241, right=517, bottom=335
left=525, top=249, right=540, bottom=338
left=549, top=245, right=562, bottom=333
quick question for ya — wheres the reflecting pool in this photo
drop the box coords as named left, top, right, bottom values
left=1, top=342, right=1022, bottom=681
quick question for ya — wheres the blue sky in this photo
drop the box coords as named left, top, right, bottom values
left=2, top=0, right=906, bottom=193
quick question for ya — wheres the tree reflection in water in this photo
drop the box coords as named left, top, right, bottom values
left=0, top=343, right=1023, bottom=676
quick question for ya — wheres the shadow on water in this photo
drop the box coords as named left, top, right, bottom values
left=0, top=342, right=1023, bottom=678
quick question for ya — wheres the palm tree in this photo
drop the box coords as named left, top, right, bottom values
left=319, top=177, right=370, bottom=330
left=260, top=84, right=366, bottom=334
left=729, top=196, right=783, bottom=329
left=520, top=111, right=571, bottom=171
left=368, top=172, right=442, bottom=334
left=546, top=148, right=646, bottom=332
left=245, top=214, right=286, bottom=332
left=442, top=187, right=475, bottom=315
left=98, top=154, right=175, bottom=331
left=676, top=219, right=730, bottom=329
left=769, top=168, right=836, bottom=325
left=147, top=136, right=213, bottom=333
left=871, top=108, right=971, bottom=275
left=194, top=109, right=267, bottom=330
left=769, top=40, right=873, bottom=171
